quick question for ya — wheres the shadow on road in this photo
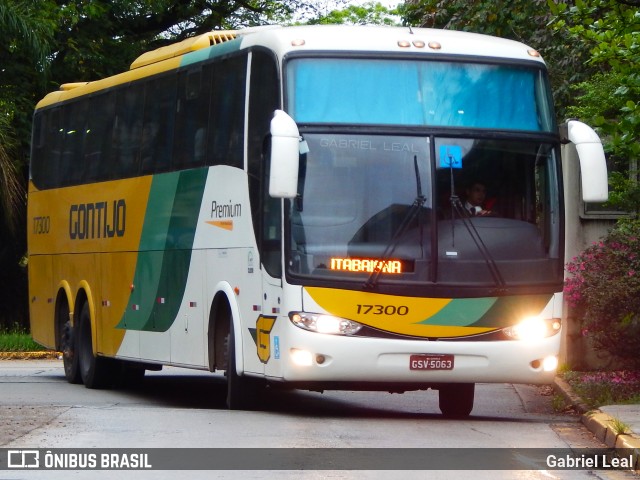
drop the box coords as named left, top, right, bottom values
left=113, top=371, right=562, bottom=425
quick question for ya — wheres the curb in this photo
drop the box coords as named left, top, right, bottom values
left=554, top=376, right=640, bottom=472
left=0, top=351, right=61, bottom=360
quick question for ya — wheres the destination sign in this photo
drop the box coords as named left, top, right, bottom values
left=329, top=257, right=409, bottom=274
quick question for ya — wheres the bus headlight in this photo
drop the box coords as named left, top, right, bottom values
left=289, top=312, right=363, bottom=336
left=503, top=317, right=561, bottom=341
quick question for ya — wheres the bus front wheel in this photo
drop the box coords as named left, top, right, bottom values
left=438, top=383, right=475, bottom=418
left=225, top=324, right=260, bottom=410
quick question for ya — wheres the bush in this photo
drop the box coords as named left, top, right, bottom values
left=564, top=218, right=640, bottom=368
left=563, top=370, right=640, bottom=407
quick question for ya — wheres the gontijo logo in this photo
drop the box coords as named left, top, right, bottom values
left=206, top=199, right=241, bottom=231
left=69, top=199, right=126, bottom=240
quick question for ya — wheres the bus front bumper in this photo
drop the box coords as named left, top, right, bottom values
left=270, top=325, right=560, bottom=388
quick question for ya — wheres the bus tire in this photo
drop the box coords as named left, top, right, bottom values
left=438, top=383, right=475, bottom=418
left=225, top=323, right=260, bottom=410
left=77, top=301, right=115, bottom=389
left=59, top=307, right=81, bottom=384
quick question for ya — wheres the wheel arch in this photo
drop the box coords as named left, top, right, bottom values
left=207, top=282, right=243, bottom=374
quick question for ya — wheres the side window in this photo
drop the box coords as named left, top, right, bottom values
left=30, top=112, right=47, bottom=188
left=207, top=55, right=246, bottom=168
left=141, top=76, right=176, bottom=174
left=248, top=50, right=281, bottom=277
left=84, top=92, right=115, bottom=183
left=59, top=102, right=88, bottom=187
left=112, top=84, right=144, bottom=178
left=46, top=109, right=64, bottom=188
left=174, top=67, right=211, bottom=170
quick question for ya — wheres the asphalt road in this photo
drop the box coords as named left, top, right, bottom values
left=0, top=359, right=635, bottom=480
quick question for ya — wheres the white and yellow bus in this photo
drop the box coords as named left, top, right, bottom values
left=28, top=25, right=608, bottom=417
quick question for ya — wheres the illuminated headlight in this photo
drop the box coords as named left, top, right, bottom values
left=503, top=317, right=561, bottom=341
left=289, top=312, right=363, bottom=336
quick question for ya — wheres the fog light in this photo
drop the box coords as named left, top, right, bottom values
left=290, top=348, right=313, bottom=366
left=543, top=356, right=558, bottom=372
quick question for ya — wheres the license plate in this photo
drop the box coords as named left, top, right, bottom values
left=410, top=354, right=454, bottom=371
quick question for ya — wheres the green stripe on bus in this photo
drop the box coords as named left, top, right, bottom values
left=117, top=168, right=208, bottom=332
left=470, top=294, right=553, bottom=328
left=418, top=294, right=553, bottom=328
left=180, top=38, right=243, bottom=67
left=417, top=297, right=496, bottom=327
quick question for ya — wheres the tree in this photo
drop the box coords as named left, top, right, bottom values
left=0, top=1, right=56, bottom=329
left=305, top=2, right=401, bottom=25
left=0, top=0, right=53, bottom=179
left=46, top=0, right=316, bottom=83
left=548, top=0, right=640, bottom=214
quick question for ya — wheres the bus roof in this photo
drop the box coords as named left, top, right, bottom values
left=238, top=25, right=545, bottom=64
left=35, top=25, right=545, bottom=109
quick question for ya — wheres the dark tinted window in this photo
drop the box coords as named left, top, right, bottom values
left=84, top=92, right=115, bottom=182
left=112, top=83, right=145, bottom=177
left=174, top=68, right=211, bottom=170
left=30, top=52, right=250, bottom=190
left=208, top=56, right=246, bottom=168
left=247, top=50, right=281, bottom=276
left=141, top=76, right=176, bottom=174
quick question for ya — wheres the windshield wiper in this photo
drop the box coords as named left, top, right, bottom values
left=447, top=168, right=506, bottom=292
left=365, top=156, right=426, bottom=289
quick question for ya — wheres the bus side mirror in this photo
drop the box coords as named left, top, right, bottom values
left=560, top=120, right=609, bottom=203
left=269, top=110, right=300, bottom=199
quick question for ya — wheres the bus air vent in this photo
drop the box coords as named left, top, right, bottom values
left=130, top=30, right=238, bottom=70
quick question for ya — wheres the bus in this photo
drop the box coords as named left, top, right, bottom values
left=28, top=25, right=608, bottom=417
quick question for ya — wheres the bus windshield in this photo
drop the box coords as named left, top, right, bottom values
left=287, top=134, right=563, bottom=289
left=286, top=57, right=556, bottom=132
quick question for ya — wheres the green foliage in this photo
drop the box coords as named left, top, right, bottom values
left=567, top=72, right=640, bottom=214
left=48, top=1, right=310, bottom=82
left=0, top=325, right=43, bottom=352
left=609, top=417, right=631, bottom=435
left=402, top=0, right=545, bottom=38
left=548, top=0, right=640, bottom=213
left=0, top=0, right=45, bottom=330
left=305, top=2, right=400, bottom=25
left=565, top=219, right=640, bottom=367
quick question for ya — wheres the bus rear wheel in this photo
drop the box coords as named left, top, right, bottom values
left=60, top=308, right=81, bottom=384
left=438, top=383, right=475, bottom=418
left=77, top=301, right=115, bottom=389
